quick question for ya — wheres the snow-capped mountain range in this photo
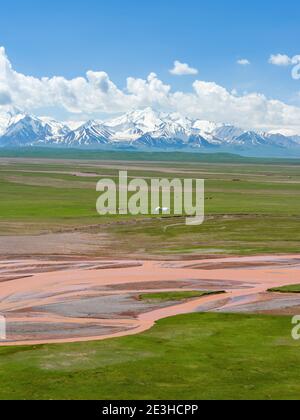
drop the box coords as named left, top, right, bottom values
left=1, top=107, right=300, bottom=156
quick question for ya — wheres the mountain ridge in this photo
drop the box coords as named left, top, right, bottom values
left=1, top=107, right=300, bottom=157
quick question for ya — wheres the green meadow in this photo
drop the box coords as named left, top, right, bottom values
left=0, top=313, right=299, bottom=400
left=138, top=291, right=224, bottom=302
left=269, top=285, right=300, bottom=293
left=0, top=151, right=299, bottom=255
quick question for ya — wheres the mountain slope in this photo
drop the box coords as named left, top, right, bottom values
left=0, top=108, right=300, bottom=156
left=63, top=121, right=112, bottom=146
left=0, top=113, right=70, bottom=146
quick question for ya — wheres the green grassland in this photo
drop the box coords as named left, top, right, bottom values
left=2, top=147, right=300, bottom=164
left=138, top=291, right=224, bottom=302
left=0, top=152, right=300, bottom=255
left=0, top=313, right=299, bottom=400
left=269, top=285, right=300, bottom=293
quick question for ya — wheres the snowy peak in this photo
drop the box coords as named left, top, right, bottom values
left=0, top=106, right=25, bottom=136
left=0, top=107, right=300, bottom=156
left=39, top=117, right=70, bottom=139
left=0, top=114, right=9, bottom=136
left=149, top=121, right=190, bottom=141
left=212, top=125, right=244, bottom=142
left=193, top=120, right=219, bottom=138
left=63, top=120, right=112, bottom=146
left=106, top=108, right=164, bottom=141
left=1, top=114, right=50, bottom=146
left=0, top=112, right=71, bottom=146
left=234, top=131, right=266, bottom=146
left=108, top=108, right=163, bottom=131
left=108, top=108, right=196, bottom=142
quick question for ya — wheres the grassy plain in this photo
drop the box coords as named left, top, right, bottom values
left=0, top=313, right=299, bottom=400
left=0, top=151, right=299, bottom=255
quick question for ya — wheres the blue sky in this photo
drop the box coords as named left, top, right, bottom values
left=1, top=0, right=300, bottom=132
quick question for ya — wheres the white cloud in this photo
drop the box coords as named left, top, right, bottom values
left=269, top=53, right=300, bottom=66
left=0, top=89, right=11, bottom=105
left=269, top=53, right=300, bottom=81
left=237, top=59, right=250, bottom=66
left=169, top=60, right=199, bottom=76
left=269, top=54, right=293, bottom=66
left=1, top=46, right=300, bottom=133
left=292, top=63, right=300, bottom=80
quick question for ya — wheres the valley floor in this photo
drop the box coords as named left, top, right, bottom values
left=1, top=154, right=300, bottom=399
